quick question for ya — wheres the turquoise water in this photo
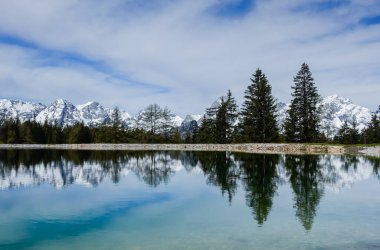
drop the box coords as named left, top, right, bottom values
left=0, top=150, right=380, bottom=249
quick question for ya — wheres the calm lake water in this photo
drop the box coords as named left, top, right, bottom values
left=0, top=150, right=380, bottom=250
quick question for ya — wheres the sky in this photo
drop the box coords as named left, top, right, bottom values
left=0, top=0, right=379, bottom=116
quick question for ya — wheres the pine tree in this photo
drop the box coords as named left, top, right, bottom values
left=284, top=63, right=321, bottom=142
left=214, top=98, right=229, bottom=143
left=195, top=115, right=213, bottom=143
left=6, top=120, right=17, bottom=143
left=349, top=118, right=359, bottom=144
left=195, top=91, right=238, bottom=143
left=335, top=120, right=350, bottom=144
left=111, top=107, right=122, bottom=128
left=283, top=102, right=298, bottom=142
left=364, top=106, right=380, bottom=143
left=209, top=90, right=238, bottom=143
left=171, top=129, right=182, bottom=143
left=111, top=107, right=123, bottom=143
left=240, top=69, right=279, bottom=142
left=66, top=123, right=92, bottom=143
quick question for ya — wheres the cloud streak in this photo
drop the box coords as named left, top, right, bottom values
left=0, top=0, right=379, bottom=116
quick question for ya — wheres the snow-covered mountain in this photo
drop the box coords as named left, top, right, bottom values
left=0, top=99, right=46, bottom=122
left=178, top=115, right=201, bottom=137
left=0, top=98, right=132, bottom=127
left=276, top=95, right=372, bottom=137
left=319, top=95, right=371, bottom=137
left=173, top=115, right=184, bottom=127
left=77, top=101, right=111, bottom=126
left=183, top=114, right=203, bottom=124
left=179, top=97, right=227, bottom=130
left=36, top=99, right=82, bottom=126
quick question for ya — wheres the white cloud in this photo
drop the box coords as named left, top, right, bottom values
left=0, top=0, right=379, bottom=116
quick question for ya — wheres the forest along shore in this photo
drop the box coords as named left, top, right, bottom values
left=0, top=144, right=379, bottom=157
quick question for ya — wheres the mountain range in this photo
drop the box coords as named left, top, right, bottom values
left=0, top=95, right=373, bottom=137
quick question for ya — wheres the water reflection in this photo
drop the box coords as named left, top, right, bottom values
left=197, top=152, right=240, bottom=203
left=236, top=154, right=279, bottom=225
left=285, top=155, right=324, bottom=230
left=0, top=149, right=379, bottom=230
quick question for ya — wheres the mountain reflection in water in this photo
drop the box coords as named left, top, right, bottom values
left=0, top=149, right=379, bottom=231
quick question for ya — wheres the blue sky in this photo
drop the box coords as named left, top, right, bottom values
left=0, top=0, right=379, bottom=116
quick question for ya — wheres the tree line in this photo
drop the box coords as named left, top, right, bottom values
left=0, top=106, right=182, bottom=144
left=1, top=63, right=379, bottom=144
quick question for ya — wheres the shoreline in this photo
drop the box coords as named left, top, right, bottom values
left=0, top=143, right=379, bottom=157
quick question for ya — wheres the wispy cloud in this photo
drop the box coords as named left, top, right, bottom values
left=0, top=0, right=379, bottom=116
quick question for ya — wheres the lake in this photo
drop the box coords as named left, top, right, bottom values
left=0, top=150, right=379, bottom=249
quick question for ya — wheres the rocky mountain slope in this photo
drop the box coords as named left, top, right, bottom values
left=0, top=99, right=46, bottom=122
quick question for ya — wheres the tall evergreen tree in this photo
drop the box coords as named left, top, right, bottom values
left=334, top=120, right=351, bottom=144
left=240, top=69, right=279, bottom=142
left=207, top=90, right=238, bottom=143
left=111, top=107, right=122, bottom=128
left=195, top=90, right=238, bottom=143
left=284, top=63, right=321, bottom=142
left=364, top=106, right=380, bottom=143
left=111, top=107, right=123, bottom=143
left=349, top=118, right=359, bottom=144
left=196, top=115, right=214, bottom=143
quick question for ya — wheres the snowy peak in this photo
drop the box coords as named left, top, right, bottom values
left=173, top=115, right=184, bottom=127
left=319, top=95, right=371, bottom=136
left=0, top=99, right=46, bottom=122
left=210, top=96, right=227, bottom=109
left=76, top=101, right=100, bottom=110
left=183, top=114, right=203, bottom=124
left=36, top=99, right=81, bottom=126
left=77, top=101, right=110, bottom=126
left=0, top=98, right=133, bottom=127
left=323, top=94, right=351, bottom=104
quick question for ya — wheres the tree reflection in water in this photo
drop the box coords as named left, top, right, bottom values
left=196, top=151, right=240, bottom=203
left=285, top=155, right=324, bottom=231
left=0, top=149, right=379, bottom=230
left=235, top=153, right=279, bottom=225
